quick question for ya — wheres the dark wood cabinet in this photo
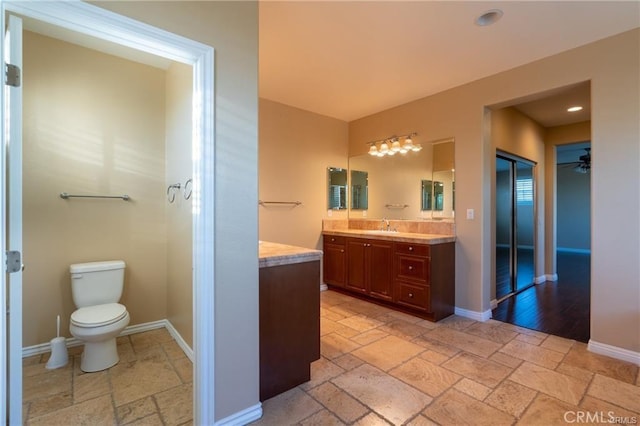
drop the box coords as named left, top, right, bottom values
left=323, top=233, right=454, bottom=321
left=259, top=260, right=320, bottom=401
left=346, top=238, right=368, bottom=293
left=322, top=235, right=346, bottom=287
left=368, top=240, right=394, bottom=301
left=344, top=238, right=393, bottom=301
left=393, top=241, right=454, bottom=321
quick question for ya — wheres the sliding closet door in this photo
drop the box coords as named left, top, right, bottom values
left=514, top=162, right=535, bottom=291
left=495, top=154, right=536, bottom=301
left=495, top=158, right=514, bottom=300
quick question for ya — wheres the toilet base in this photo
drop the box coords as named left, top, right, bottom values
left=80, top=337, right=119, bottom=372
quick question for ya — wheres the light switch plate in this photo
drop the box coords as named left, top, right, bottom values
left=466, top=209, right=474, bottom=220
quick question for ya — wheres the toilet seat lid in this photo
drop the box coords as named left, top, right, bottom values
left=71, top=303, right=127, bottom=327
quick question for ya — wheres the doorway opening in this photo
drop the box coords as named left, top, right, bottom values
left=490, top=81, right=592, bottom=343
left=2, top=2, right=215, bottom=424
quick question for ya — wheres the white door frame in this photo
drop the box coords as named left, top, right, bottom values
left=0, top=1, right=216, bottom=424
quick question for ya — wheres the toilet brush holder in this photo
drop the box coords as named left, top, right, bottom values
left=46, top=336, right=68, bottom=369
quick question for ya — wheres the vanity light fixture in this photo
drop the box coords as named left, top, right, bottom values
left=367, top=132, right=422, bottom=157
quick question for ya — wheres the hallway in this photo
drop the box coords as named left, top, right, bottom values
left=492, top=252, right=590, bottom=342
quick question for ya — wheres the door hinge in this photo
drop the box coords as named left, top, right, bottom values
left=5, top=63, right=21, bottom=87
left=5, top=250, right=21, bottom=273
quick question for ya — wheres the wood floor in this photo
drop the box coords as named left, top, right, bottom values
left=492, top=252, right=590, bottom=343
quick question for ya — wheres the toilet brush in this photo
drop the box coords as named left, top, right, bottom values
left=46, top=315, right=68, bottom=369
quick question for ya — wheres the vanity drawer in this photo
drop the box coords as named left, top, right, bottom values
left=324, top=235, right=346, bottom=245
left=396, top=282, right=430, bottom=312
left=395, top=242, right=429, bottom=257
left=396, top=254, right=430, bottom=283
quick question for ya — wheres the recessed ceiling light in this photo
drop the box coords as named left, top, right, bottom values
left=475, top=9, right=503, bottom=27
left=567, top=106, right=583, bottom=112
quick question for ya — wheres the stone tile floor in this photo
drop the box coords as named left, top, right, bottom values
left=22, top=290, right=640, bottom=425
left=252, top=290, right=639, bottom=425
left=22, top=328, right=193, bottom=425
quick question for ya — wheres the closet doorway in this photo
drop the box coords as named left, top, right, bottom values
left=495, top=153, right=536, bottom=301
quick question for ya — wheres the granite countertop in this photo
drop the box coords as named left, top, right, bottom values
left=322, top=229, right=455, bottom=245
left=259, top=241, right=323, bottom=268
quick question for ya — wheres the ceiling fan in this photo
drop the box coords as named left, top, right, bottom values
left=559, top=148, right=591, bottom=173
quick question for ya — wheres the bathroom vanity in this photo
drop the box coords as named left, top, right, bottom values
left=323, top=229, right=455, bottom=321
left=258, top=241, right=322, bottom=401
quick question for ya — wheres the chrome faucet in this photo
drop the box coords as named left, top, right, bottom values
left=381, top=218, right=390, bottom=231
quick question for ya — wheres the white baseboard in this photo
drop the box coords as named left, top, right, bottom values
left=165, top=320, right=194, bottom=362
left=490, top=299, right=498, bottom=310
left=215, top=403, right=263, bottom=426
left=320, top=283, right=328, bottom=291
left=534, top=275, right=547, bottom=285
left=22, top=319, right=190, bottom=359
left=588, top=340, right=640, bottom=366
left=546, top=273, right=558, bottom=282
left=121, top=319, right=166, bottom=337
left=454, top=306, right=492, bottom=322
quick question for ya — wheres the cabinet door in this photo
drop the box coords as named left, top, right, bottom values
left=346, top=239, right=368, bottom=293
left=369, top=240, right=394, bottom=301
left=323, top=243, right=346, bottom=287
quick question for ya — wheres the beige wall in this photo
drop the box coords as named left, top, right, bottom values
left=93, top=1, right=260, bottom=419
left=22, top=31, right=168, bottom=346
left=349, top=29, right=640, bottom=352
left=165, top=62, right=193, bottom=348
left=259, top=99, right=348, bottom=250
left=490, top=107, right=546, bottom=300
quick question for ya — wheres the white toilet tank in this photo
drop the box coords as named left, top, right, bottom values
left=70, top=260, right=126, bottom=308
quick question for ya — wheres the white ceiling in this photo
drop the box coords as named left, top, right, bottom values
left=259, top=1, right=639, bottom=122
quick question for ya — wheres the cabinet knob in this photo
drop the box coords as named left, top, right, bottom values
left=331, top=238, right=335, bottom=242
left=409, top=246, right=414, bottom=251
left=340, top=249, right=344, bottom=253
left=408, top=266, right=413, bottom=271
left=408, top=293, right=414, bottom=298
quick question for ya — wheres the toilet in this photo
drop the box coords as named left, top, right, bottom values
left=69, top=260, right=130, bottom=372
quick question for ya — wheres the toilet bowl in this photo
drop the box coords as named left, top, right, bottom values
left=68, top=260, right=129, bottom=372
left=70, top=303, right=130, bottom=372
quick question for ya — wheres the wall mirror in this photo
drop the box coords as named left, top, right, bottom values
left=350, top=170, right=368, bottom=210
left=327, top=167, right=347, bottom=210
left=348, top=137, right=454, bottom=220
left=421, top=180, right=433, bottom=210
left=431, top=140, right=455, bottom=218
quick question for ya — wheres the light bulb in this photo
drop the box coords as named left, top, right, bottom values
left=391, top=140, right=401, bottom=152
left=368, top=145, right=378, bottom=156
left=387, top=150, right=396, bottom=156
left=411, top=144, right=422, bottom=152
left=379, top=142, right=389, bottom=153
left=402, top=137, right=413, bottom=151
